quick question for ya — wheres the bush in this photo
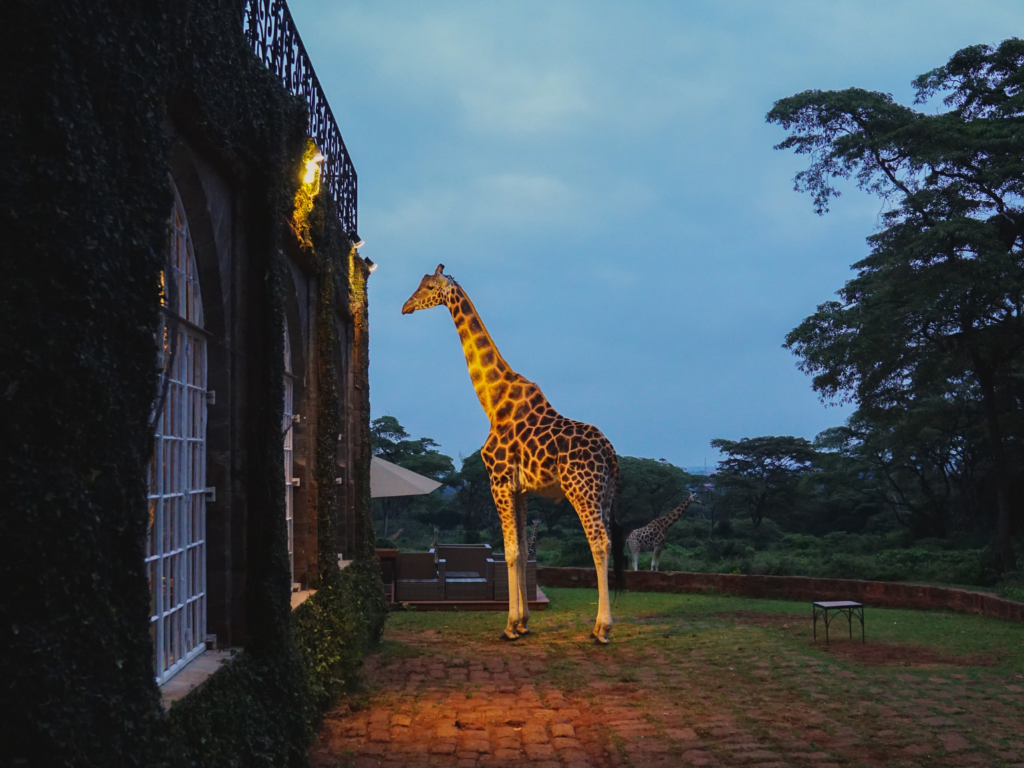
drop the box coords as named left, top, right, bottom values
left=554, top=537, right=594, bottom=567
left=997, top=571, right=1024, bottom=602
left=780, top=533, right=819, bottom=551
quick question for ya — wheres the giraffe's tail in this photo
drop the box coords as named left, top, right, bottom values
left=611, top=483, right=625, bottom=595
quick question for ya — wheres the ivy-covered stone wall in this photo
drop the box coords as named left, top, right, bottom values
left=0, top=2, right=385, bottom=766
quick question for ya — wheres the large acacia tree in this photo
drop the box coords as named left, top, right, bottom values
left=711, top=436, right=816, bottom=531
left=768, top=39, right=1024, bottom=569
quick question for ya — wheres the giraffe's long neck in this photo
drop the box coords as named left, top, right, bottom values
left=655, top=497, right=694, bottom=533
left=446, top=284, right=515, bottom=421
left=667, top=498, right=694, bottom=524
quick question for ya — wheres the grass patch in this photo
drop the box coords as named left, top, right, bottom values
left=377, top=639, right=423, bottom=666
left=384, top=587, right=1024, bottom=675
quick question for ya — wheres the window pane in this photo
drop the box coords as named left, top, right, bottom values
left=149, top=186, right=207, bottom=685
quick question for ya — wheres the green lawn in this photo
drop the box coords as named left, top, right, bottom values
left=386, top=587, right=1024, bottom=674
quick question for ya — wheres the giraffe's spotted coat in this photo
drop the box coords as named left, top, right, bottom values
left=627, top=493, right=701, bottom=571
left=403, top=265, right=620, bottom=643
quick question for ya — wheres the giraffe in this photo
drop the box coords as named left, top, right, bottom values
left=526, top=518, right=541, bottom=561
left=403, top=265, right=623, bottom=643
left=431, top=526, right=440, bottom=563
left=627, top=492, right=702, bottom=571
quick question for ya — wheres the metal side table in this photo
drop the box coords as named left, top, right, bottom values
left=813, top=601, right=865, bottom=645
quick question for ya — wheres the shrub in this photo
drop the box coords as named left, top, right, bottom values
left=996, top=571, right=1024, bottom=602
left=554, top=537, right=594, bottom=567
left=780, top=533, right=818, bottom=551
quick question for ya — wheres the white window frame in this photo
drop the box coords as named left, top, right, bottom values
left=147, top=184, right=208, bottom=685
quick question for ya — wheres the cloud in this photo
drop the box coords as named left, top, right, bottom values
left=365, top=172, right=654, bottom=246
left=367, top=172, right=580, bottom=235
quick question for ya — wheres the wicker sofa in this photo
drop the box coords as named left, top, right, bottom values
left=432, top=544, right=493, bottom=600
left=395, top=552, right=446, bottom=601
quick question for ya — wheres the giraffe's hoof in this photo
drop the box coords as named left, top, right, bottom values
left=516, top=627, right=531, bottom=636
left=592, top=635, right=611, bottom=645
left=498, top=631, right=520, bottom=642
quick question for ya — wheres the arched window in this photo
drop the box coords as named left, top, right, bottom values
left=283, top=320, right=296, bottom=588
left=147, top=184, right=208, bottom=684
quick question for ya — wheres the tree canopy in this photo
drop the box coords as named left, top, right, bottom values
left=617, top=456, right=697, bottom=530
left=711, top=436, right=817, bottom=531
left=768, top=38, right=1024, bottom=569
left=371, top=415, right=455, bottom=481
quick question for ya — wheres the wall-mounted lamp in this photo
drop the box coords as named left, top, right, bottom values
left=303, top=152, right=325, bottom=184
left=365, top=258, right=378, bottom=273
left=352, top=237, right=365, bottom=248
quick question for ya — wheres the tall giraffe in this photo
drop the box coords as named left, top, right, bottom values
left=403, top=265, right=623, bottom=643
left=627, top=493, right=701, bottom=571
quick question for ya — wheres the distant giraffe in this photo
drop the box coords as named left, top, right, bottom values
left=627, top=493, right=701, bottom=571
left=403, top=265, right=623, bottom=643
left=431, top=526, right=440, bottom=563
left=526, top=518, right=541, bottom=561
left=386, top=527, right=403, bottom=544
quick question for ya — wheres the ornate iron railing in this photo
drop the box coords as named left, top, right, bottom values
left=243, top=0, right=358, bottom=239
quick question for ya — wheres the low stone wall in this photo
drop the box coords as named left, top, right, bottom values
left=537, top=567, right=1024, bottom=623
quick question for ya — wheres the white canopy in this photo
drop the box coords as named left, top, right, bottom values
left=370, top=456, right=442, bottom=498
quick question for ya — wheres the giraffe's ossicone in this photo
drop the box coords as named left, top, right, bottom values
left=403, top=265, right=624, bottom=643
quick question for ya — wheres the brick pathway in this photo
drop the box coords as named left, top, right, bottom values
left=311, top=620, right=1024, bottom=767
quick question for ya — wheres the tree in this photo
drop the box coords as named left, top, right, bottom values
left=689, top=474, right=727, bottom=538
left=370, top=416, right=455, bottom=536
left=711, top=436, right=817, bottom=531
left=768, top=39, right=1024, bottom=570
left=445, top=449, right=496, bottom=543
left=371, top=415, right=455, bottom=480
left=813, top=387, right=987, bottom=537
left=617, top=456, right=696, bottom=530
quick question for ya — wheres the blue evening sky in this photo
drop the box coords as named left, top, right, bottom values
left=288, top=0, right=1020, bottom=469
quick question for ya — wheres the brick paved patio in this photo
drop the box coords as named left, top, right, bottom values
left=310, top=589, right=1024, bottom=768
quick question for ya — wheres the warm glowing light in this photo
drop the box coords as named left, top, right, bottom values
left=303, top=153, right=325, bottom=183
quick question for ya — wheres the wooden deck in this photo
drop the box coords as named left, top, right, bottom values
left=393, top=586, right=550, bottom=612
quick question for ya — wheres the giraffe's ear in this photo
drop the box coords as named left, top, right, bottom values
left=435, top=264, right=445, bottom=276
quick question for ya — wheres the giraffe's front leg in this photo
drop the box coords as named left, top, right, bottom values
left=630, top=540, right=640, bottom=571
left=491, top=483, right=523, bottom=641
left=651, top=544, right=661, bottom=572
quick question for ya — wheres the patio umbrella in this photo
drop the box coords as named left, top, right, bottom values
left=370, top=456, right=442, bottom=498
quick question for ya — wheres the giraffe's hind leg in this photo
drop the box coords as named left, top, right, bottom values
left=563, top=480, right=614, bottom=644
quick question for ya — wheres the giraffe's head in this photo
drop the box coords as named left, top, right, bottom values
left=402, top=264, right=455, bottom=314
